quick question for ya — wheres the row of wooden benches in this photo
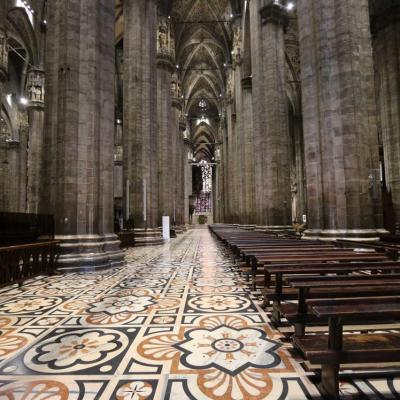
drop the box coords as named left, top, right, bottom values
left=209, top=224, right=400, bottom=400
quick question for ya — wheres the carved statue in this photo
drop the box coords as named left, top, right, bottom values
left=171, top=72, right=178, bottom=97
left=26, top=69, right=45, bottom=106
left=226, top=69, right=234, bottom=100
left=232, top=26, right=242, bottom=64
left=177, top=81, right=182, bottom=98
left=157, top=18, right=169, bottom=55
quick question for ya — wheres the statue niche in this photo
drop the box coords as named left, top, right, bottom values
left=26, top=69, right=45, bottom=108
left=232, top=26, right=242, bottom=66
left=157, top=18, right=173, bottom=58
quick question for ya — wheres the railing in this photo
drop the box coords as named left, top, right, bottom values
left=0, top=241, right=60, bottom=287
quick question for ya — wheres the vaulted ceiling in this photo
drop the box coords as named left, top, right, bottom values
left=115, top=0, right=235, bottom=161
left=170, top=0, right=233, bottom=161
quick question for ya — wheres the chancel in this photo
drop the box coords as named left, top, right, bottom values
left=1, top=0, right=400, bottom=398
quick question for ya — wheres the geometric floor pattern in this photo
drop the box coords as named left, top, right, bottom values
left=0, top=227, right=399, bottom=399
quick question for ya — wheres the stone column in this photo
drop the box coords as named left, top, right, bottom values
left=26, top=69, right=45, bottom=214
left=220, top=116, right=229, bottom=222
left=169, top=86, right=180, bottom=229
left=232, top=25, right=245, bottom=224
left=183, top=129, right=193, bottom=226
left=0, top=25, right=7, bottom=98
left=18, top=117, right=28, bottom=213
left=241, top=76, right=256, bottom=224
left=373, top=5, right=400, bottom=228
left=124, top=0, right=162, bottom=244
left=41, top=0, right=124, bottom=270
left=1, top=141, right=20, bottom=212
left=255, top=2, right=291, bottom=227
left=177, top=114, right=186, bottom=229
left=298, top=0, right=384, bottom=240
left=157, top=17, right=174, bottom=225
left=225, top=69, right=235, bottom=223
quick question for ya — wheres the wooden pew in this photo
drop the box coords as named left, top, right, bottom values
left=284, top=274, right=400, bottom=335
left=262, top=261, right=400, bottom=326
left=337, top=239, right=399, bottom=260
left=293, top=299, right=400, bottom=399
left=250, top=252, right=389, bottom=290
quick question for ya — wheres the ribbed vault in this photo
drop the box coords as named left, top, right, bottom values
left=171, top=0, right=232, bottom=162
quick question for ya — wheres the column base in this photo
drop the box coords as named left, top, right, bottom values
left=174, top=225, right=185, bottom=234
left=134, top=228, right=164, bottom=246
left=56, top=234, right=125, bottom=273
left=302, top=228, right=389, bottom=242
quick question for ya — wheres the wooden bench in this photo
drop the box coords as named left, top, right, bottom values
left=250, top=253, right=389, bottom=290
left=337, top=239, right=399, bottom=260
left=284, top=274, right=400, bottom=335
left=262, top=261, right=400, bottom=324
left=293, top=299, right=400, bottom=399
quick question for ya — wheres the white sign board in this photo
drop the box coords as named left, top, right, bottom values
left=162, top=216, right=170, bottom=240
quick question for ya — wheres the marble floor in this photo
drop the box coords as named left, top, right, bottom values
left=0, top=228, right=399, bottom=399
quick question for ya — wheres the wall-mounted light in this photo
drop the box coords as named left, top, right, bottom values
left=19, top=97, right=28, bottom=105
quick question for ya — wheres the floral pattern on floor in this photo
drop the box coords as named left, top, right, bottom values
left=0, top=228, right=399, bottom=399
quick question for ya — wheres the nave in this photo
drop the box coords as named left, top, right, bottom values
left=0, top=228, right=399, bottom=399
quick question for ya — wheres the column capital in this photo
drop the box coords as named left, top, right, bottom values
left=260, top=2, right=289, bottom=28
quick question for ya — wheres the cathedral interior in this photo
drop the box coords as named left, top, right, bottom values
left=1, top=0, right=400, bottom=398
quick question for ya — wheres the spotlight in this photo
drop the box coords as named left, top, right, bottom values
left=19, top=97, right=28, bottom=105
left=286, top=2, right=295, bottom=10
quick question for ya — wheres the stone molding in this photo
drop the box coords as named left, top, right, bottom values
left=156, top=53, right=175, bottom=72
left=55, top=234, right=125, bottom=272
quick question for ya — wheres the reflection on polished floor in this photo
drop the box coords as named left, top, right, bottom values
left=0, top=228, right=399, bottom=399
